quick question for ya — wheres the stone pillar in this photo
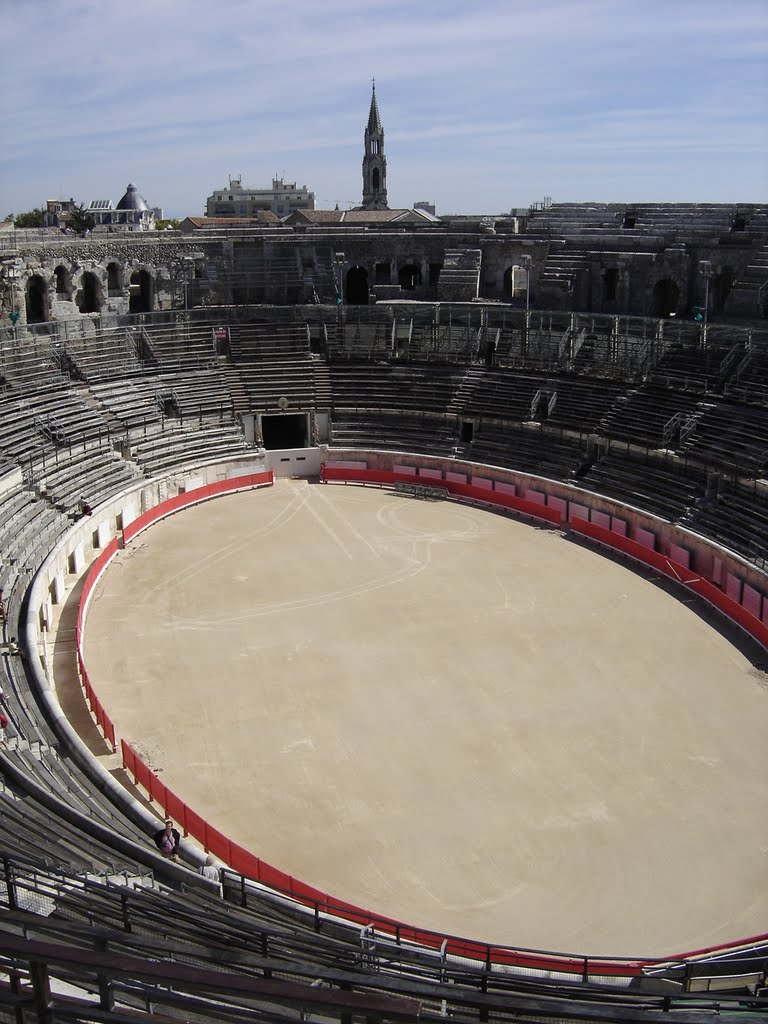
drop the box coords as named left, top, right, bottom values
left=71, top=542, right=85, bottom=575
left=96, top=521, right=111, bottom=549
left=240, top=413, right=256, bottom=445
left=121, top=503, right=137, bottom=530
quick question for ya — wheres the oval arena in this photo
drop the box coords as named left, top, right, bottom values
left=2, top=214, right=768, bottom=1018
left=80, top=475, right=767, bottom=957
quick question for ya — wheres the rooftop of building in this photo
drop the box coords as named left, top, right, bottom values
left=116, top=183, right=149, bottom=212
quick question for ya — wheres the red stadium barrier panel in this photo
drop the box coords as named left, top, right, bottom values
left=185, top=806, right=207, bottom=847
left=121, top=740, right=137, bottom=783
left=164, top=790, right=188, bottom=834
left=320, top=464, right=563, bottom=527
left=258, top=861, right=293, bottom=892
left=133, top=756, right=152, bottom=795
left=204, top=824, right=232, bottom=865
left=147, top=773, right=167, bottom=809
left=228, top=842, right=265, bottom=882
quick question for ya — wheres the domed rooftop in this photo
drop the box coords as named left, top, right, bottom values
left=116, top=183, right=149, bottom=212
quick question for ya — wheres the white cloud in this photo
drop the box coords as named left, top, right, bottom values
left=1, top=0, right=766, bottom=215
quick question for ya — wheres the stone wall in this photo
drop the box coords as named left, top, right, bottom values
left=2, top=202, right=766, bottom=327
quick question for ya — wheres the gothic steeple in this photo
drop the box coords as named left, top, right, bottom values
left=362, top=81, right=388, bottom=210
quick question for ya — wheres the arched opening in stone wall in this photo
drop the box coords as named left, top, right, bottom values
left=603, top=268, right=619, bottom=302
left=345, top=266, right=369, bottom=305
left=503, top=265, right=528, bottom=300
left=25, top=275, right=47, bottom=324
left=713, top=268, right=734, bottom=315
left=503, top=266, right=515, bottom=297
left=651, top=278, right=679, bottom=318
left=78, top=272, right=101, bottom=314
left=54, top=266, right=72, bottom=300
left=129, top=269, right=153, bottom=314
left=398, top=264, right=422, bottom=291
left=372, top=168, right=380, bottom=191
left=107, top=262, right=122, bottom=297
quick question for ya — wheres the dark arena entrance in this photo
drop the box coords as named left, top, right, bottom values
left=261, top=413, right=307, bottom=449
left=345, top=266, right=369, bottom=305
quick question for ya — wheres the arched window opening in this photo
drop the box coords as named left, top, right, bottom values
left=129, top=269, right=153, bottom=314
left=345, top=266, right=369, bottom=305
left=54, top=266, right=71, bottom=299
left=26, top=275, right=47, bottom=324
left=713, top=268, right=734, bottom=315
left=372, top=168, right=380, bottom=191
left=78, top=272, right=101, bottom=314
left=651, top=278, right=679, bottom=318
left=398, top=264, right=422, bottom=291
left=107, top=262, right=122, bottom=296
left=502, top=265, right=527, bottom=300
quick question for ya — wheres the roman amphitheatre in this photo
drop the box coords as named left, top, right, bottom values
left=2, top=197, right=768, bottom=1019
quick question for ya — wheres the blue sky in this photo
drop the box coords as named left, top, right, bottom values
left=1, top=0, right=766, bottom=218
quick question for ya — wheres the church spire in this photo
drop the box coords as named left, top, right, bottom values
left=362, top=80, right=388, bottom=210
left=367, top=81, right=382, bottom=133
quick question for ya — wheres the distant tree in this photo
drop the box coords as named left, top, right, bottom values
left=155, top=218, right=181, bottom=231
left=3, top=213, right=13, bottom=223
left=67, top=203, right=95, bottom=235
left=14, top=208, right=44, bottom=228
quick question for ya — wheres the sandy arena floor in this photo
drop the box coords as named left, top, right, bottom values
left=82, top=479, right=768, bottom=956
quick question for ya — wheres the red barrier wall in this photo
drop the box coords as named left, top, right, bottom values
left=572, top=519, right=768, bottom=650
left=320, top=465, right=562, bottom=526
left=123, top=471, right=273, bottom=544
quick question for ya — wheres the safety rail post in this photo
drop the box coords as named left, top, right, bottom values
left=120, top=891, right=132, bottom=933
left=479, top=971, right=489, bottom=1023
left=29, top=958, right=53, bottom=1024
left=96, top=938, right=115, bottom=1012
left=3, top=855, right=16, bottom=909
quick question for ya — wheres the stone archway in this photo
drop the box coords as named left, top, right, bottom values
left=603, top=268, right=619, bottom=302
left=129, top=269, right=153, bottom=313
left=78, top=272, right=101, bottom=314
left=107, top=262, right=122, bottom=297
left=26, top=275, right=47, bottom=323
left=54, top=266, right=72, bottom=300
left=503, top=264, right=528, bottom=300
left=345, top=266, right=369, bottom=305
left=651, top=278, right=679, bottom=318
left=398, top=264, right=422, bottom=291
left=503, top=266, right=515, bottom=298
left=713, top=268, right=734, bottom=315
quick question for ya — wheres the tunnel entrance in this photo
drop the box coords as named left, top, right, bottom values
left=346, top=266, right=369, bottom=305
left=261, top=413, right=308, bottom=450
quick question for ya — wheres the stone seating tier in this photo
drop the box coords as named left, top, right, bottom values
left=580, top=454, right=704, bottom=523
